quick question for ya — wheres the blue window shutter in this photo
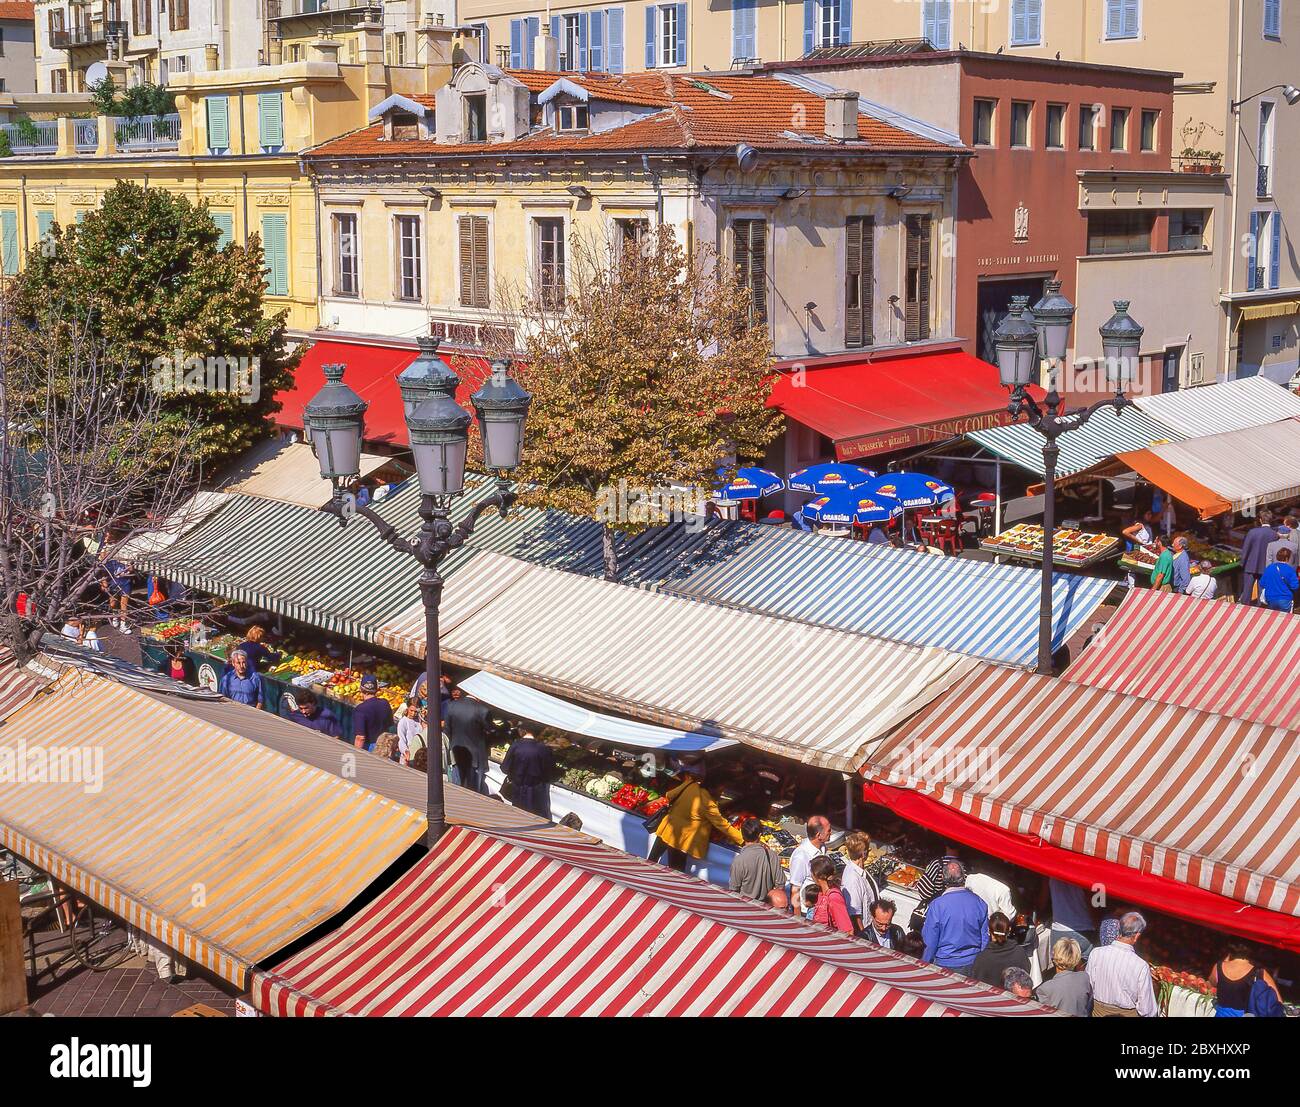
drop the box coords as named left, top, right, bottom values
left=206, top=95, right=229, bottom=151
left=675, top=3, right=686, bottom=64
left=1249, top=212, right=1261, bottom=290
left=733, top=0, right=755, bottom=59
left=839, top=0, right=852, bottom=46
left=1123, top=0, right=1139, bottom=37
left=510, top=19, right=523, bottom=69
left=258, top=92, right=283, bottom=150
left=551, top=14, right=561, bottom=65
left=525, top=16, right=539, bottom=67
left=803, top=0, right=815, bottom=53
left=36, top=210, right=54, bottom=240
left=211, top=211, right=234, bottom=249
left=606, top=8, right=624, bottom=71
left=1105, top=0, right=1121, bottom=37
left=1265, top=0, right=1280, bottom=36
left=261, top=213, right=288, bottom=297
left=590, top=10, right=604, bottom=70
left=937, top=0, right=951, bottom=46
left=579, top=10, right=590, bottom=69
left=1271, top=211, right=1282, bottom=288
left=1, top=210, right=17, bottom=275
left=645, top=5, right=656, bottom=67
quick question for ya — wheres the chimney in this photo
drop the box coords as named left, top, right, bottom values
left=823, top=90, right=859, bottom=141
left=306, top=37, right=342, bottom=66
left=535, top=26, right=559, bottom=70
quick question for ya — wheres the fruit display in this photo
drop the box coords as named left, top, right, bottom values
left=982, top=523, right=1121, bottom=566
left=142, top=617, right=201, bottom=641
left=1119, top=538, right=1241, bottom=575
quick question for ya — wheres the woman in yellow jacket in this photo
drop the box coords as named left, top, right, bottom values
left=648, top=761, right=744, bottom=871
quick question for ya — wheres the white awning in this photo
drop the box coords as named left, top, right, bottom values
left=459, top=670, right=737, bottom=753
left=218, top=439, right=391, bottom=509
left=1133, top=377, right=1300, bottom=438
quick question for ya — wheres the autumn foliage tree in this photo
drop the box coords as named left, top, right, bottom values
left=494, top=225, right=781, bottom=578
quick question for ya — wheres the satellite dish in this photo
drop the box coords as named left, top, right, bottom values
left=85, top=61, right=109, bottom=87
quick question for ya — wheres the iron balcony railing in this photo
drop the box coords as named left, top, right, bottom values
left=0, top=120, right=59, bottom=153
left=114, top=113, right=181, bottom=151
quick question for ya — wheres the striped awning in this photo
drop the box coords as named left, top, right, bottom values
left=1065, top=588, right=1300, bottom=729
left=1133, top=376, right=1300, bottom=438
left=217, top=439, right=391, bottom=509
left=414, top=556, right=981, bottom=771
left=967, top=406, right=1179, bottom=477
left=1236, top=300, right=1300, bottom=326
left=251, top=825, right=1048, bottom=1017
left=0, top=648, right=43, bottom=721
left=113, top=491, right=233, bottom=561
left=862, top=667, right=1300, bottom=933
left=0, top=670, right=426, bottom=988
left=663, top=528, right=1115, bottom=668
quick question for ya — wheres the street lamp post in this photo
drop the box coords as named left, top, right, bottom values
left=304, top=343, right=532, bottom=847
left=992, top=281, right=1143, bottom=675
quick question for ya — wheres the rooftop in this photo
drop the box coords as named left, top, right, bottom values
left=0, top=2, right=34, bottom=20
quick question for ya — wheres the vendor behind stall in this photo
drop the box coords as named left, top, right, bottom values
left=219, top=650, right=262, bottom=709
left=235, top=625, right=282, bottom=673
left=445, top=686, right=492, bottom=793
left=649, top=758, right=743, bottom=872
left=352, top=674, right=395, bottom=752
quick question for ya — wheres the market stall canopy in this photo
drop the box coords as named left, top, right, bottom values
left=112, top=490, right=233, bottom=561
left=0, top=648, right=44, bottom=720
left=1064, top=588, right=1300, bottom=729
left=251, top=824, right=1047, bottom=1017
left=1132, top=376, right=1300, bottom=438
left=216, top=438, right=391, bottom=509
left=458, top=670, right=737, bottom=752
left=275, top=337, right=491, bottom=447
left=662, top=527, right=1113, bottom=668
left=377, top=551, right=981, bottom=771
left=862, top=667, right=1300, bottom=950
left=1116, top=417, right=1300, bottom=517
left=966, top=406, right=1178, bottom=478
left=768, top=351, right=1036, bottom=461
left=0, top=668, right=427, bottom=989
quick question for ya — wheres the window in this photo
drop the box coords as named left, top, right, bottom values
left=560, top=13, right=581, bottom=69
left=1265, top=0, right=1281, bottom=39
left=1078, top=104, right=1099, bottom=149
left=904, top=214, right=932, bottom=341
left=464, top=93, right=488, bottom=142
left=1086, top=210, right=1155, bottom=255
left=555, top=103, right=590, bottom=132
left=1248, top=210, right=1282, bottom=290
left=211, top=211, right=234, bottom=250
left=815, top=0, right=844, bottom=49
left=972, top=99, right=995, bottom=146
left=1104, top=0, right=1140, bottom=40
left=732, top=0, right=757, bottom=62
left=1010, top=101, right=1032, bottom=148
left=616, top=217, right=649, bottom=259
left=261, top=213, right=289, bottom=296
left=1167, top=209, right=1209, bottom=253
left=51, top=69, right=68, bottom=94
left=922, top=1, right=952, bottom=49
left=645, top=4, right=685, bottom=67
left=386, top=33, right=407, bottom=66
left=1010, top=0, right=1042, bottom=45
left=257, top=92, right=284, bottom=152
left=1140, top=108, right=1159, bottom=152
left=333, top=213, right=359, bottom=297
left=205, top=96, right=230, bottom=154
left=1046, top=103, right=1066, bottom=148
left=133, top=0, right=151, bottom=34
left=1109, top=107, right=1129, bottom=151
left=389, top=110, right=420, bottom=140
left=458, top=215, right=490, bottom=308
left=1, top=210, right=18, bottom=277
left=733, top=218, right=767, bottom=324
left=169, top=0, right=189, bottom=31
left=845, top=216, right=874, bottom=349
left=535, top=218, right=566, bottom=308
left=1258, top=101, right=1275, bottom=196
left=394, top=215, right=422, bottom=301
left=509, top=16, right=541, bottom=69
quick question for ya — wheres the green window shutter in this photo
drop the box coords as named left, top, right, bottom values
left=36, top=210, right=54, bottom=240
left=211, top=211, right=234, bottom=249
left=206, top=95, right=230, bottom=151
left=1, top=210, right=18, bottom=275
left=258, top=92, right=284, bottom=150
left=261, top=213, right=288, bottom=296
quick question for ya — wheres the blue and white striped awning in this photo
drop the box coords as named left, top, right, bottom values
left=663, top=529, right=1116, bottom=668
left=967, top=405, right=1178, bottom=477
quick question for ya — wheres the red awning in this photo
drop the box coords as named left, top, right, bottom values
left=278, top=338, right=490, bottom=448
left=768, top=350, right=1034, bottom=461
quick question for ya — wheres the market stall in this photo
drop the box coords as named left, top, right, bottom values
left=1116, top=538, right=1240, bottom=580
left=980, top=523, right=1121, bottom=568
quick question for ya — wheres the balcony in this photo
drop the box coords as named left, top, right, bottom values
left=0, top=120, right=59, bottom=153
left=266, top=1, right=381, bottom=22
left=1258, top=163, right=1271, bottom=198
left=50, top=21, right=128, bottom=50
left=114, top=114, right=181, bottom=151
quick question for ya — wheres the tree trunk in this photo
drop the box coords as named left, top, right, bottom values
left=602, top=525, right=621, bottom=582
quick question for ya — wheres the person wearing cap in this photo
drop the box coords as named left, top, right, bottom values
left=1184, top=561, right=1218, bottom=601
left=352, top=673, right=394, bottom=751
left=1266, top=522, right=1300, bottom=567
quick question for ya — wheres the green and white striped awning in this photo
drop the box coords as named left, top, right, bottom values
left=967, top=406, right=1180, bottom=477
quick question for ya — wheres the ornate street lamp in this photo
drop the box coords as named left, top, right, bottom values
left=994, top=284, right=1139, bottom=676
left=304, top=353, right=532, bottom=847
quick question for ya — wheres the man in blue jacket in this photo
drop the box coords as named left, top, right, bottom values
left=1259, top=547, right=1300, bottom=612
left=921, top=860, right=989, bottom=974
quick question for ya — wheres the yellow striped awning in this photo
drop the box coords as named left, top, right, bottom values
left=0, top=670, right=426, bottom=988
left=1236, top=299, right=1300, bottom=327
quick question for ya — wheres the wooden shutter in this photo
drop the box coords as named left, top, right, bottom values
left=36, top=210, right=54, bottom=240
left=905, top=214, right=931, bottom=341
left=472, top=216, right=489, bottom=307
left=258, top=92, right=284, bottom=150
left=261, top=213, right=288, bottom=296
left=1271, top=210, right=1282, bottom=289
left=458, top=217, right=473, bottom=305
left=845, top=215, right=873, bottom=349
left=206, top=96, right=229, bottom=151
left=1, top=210, right=18, bottom=276
left=211, top=211, right=234, bottom=249
left=733, top=219, right=766, bottom=324
left=460, top=216, right=489, bottom=308
left=606, top=9, right=623, bottom=72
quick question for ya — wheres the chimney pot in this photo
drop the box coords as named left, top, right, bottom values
left=823, top=89, right=859, bottom=141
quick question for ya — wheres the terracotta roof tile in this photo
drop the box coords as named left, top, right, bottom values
left=0, top=2, right=35, bottom=20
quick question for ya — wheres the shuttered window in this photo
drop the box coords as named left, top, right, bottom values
left=458, top=215, right=490, bottom=308
left=261, top=213, right=288, bottom=296
left=904, top=214, right=932, bottom=342
left=395, top=215, right=422, bottom=301
left=211, top=211, right=234, bottom=249
left=36, top=210, right=55, bottom=241
left=922, top=0, right=952, bottom=48
left=1010, top=0, right=1041, bottom=46
left=733, top=218, right=767, bottom=325
left=1, top=209, right=19, bottom=276
left=845, top=216, right=873, bottom=349
left=1265, top=0, right=1281, bottom=38
left=206, top=95, right=229, bottom=153
left=333, top=213, right=359, bottom=297
left=1105, top=0, right=1140, bottom=39
left=535, top=218, right=566, bottom=308
left=258, top=92, right=284, bottom=152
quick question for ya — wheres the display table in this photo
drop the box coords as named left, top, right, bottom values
left=981, top=523, right=1121, bottom=568
left=1118, top=542, right=1241, bottom=579
left=1165, top=985, right=1215, bottom=1018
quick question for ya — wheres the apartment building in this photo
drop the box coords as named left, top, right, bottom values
left=266, top=0, right=456, bottom=68
left=0, top=3, right=36, bottom=94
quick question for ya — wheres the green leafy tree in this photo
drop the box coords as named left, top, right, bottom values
left=490, top=225, right=781, bottom=579
left=88, top=77, right=176, bottom=119
left=11, top=181, right=298, bottom=468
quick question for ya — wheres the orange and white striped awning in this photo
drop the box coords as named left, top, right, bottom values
left=252, top=825, right=1050, bottom=1017
left=1065, top=588, right=1300, bottom=729
left=0, top=669, right=426, bottom=988
left=862, top=667, right=1300, bottom=924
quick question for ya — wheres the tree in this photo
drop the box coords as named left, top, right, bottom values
left=10, top=181, right=298, bottom=469
left=487, top=225, right=781, bottom=579
left=88, top=77, right=176, bottom=119
left=0, top=294, right=204, bottom=659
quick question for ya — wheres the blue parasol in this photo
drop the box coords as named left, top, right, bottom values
left=716, top=466, right=785, bottom=500
left=800, top=489, right=904, bottom=527
left=787, top=462, right=877, bottom=495
left=861, top=472, right=956, bottom=510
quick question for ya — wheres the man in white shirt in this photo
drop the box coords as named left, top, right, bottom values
left=786, top=815, right=830, bottom=914
left=1184, top=561, right=1218, bottom=601
left=965, top=870, right=1015, bottom=919
left=1086, top=911, right=1158, bottom=1017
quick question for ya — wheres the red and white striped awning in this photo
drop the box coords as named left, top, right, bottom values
left=0, top=649, right=42, bottom=721
left=1065, top=588, right=1300, bottom=729
left=251, top=825, right=1049, bottom=1017
left=861, top=667, right=1300, bottom=945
